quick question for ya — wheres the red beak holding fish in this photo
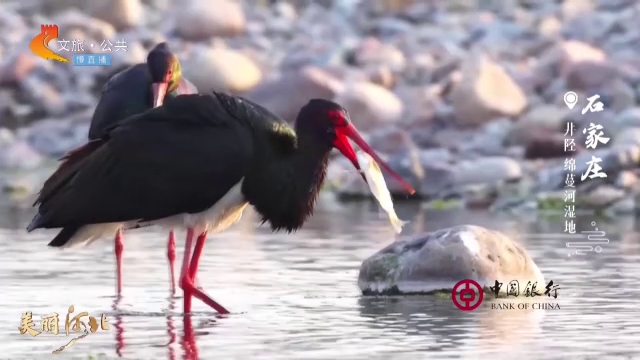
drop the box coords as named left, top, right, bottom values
left=328, top=110, right=415, bottom=195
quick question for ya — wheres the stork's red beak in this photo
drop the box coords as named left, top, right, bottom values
left=152, top=82, right=168, bottom=108
left=333, top=124, right=416, bottom=195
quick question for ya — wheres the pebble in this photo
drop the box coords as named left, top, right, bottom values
left=333, top=81, right=403, bottom=131
left=449, top=55, right=527, bottom=127
left=172, top=0, right=246, bottom=40
left=183, top=46, right=262, bottom=94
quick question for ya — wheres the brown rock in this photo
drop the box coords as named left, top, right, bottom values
left=333, top=81, right=403, bottom=131
left=533, top=41, right=607, bottom=91
left=366, top=66, right=395, bottom=89
left=173, top=0, right=246, bottom=40
left=538, top=15, right=562, bottom=37
left=524, top=134, right=577, bottom=159
left=243, top=66, right=343, bottom=122
left=0, top=52, right=38, bottom=86
left=87, top=0, right=143, bottom=31
left=352, top=37, right=406, bottom=72
left=556, top=41, right=607, bottom=75
left=183, top=47, right=262, bottom=94
left=561, top=0, right=594, bottom=19
left=566, top=61, right=619, bottom=91
left=616, top=171, right=639, bottom=190
left=449, top=55, right=527, bottom=126
left=364, top=0, right=416, bottom=14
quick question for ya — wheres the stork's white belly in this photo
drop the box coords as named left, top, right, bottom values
left=142, top=178, right=249, bottom=235
left=56, top=179, right=248, bottom=249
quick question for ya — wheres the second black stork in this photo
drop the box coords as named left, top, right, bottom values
left=87, top=42, right=197, bottom=296
left=26, top=92, right=416, bottom=315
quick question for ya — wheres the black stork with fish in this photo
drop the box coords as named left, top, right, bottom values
left=87, top=42, right=197, bottom=296
left=26, top=92, right=416, bottom=314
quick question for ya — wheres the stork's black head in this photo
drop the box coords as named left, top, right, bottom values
left=146, top=42, right=182, bottom=108
left=296, top=99, right=415, bottom=195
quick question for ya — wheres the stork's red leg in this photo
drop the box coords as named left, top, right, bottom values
left=188, top=232, right=207, bottom=280
left=182, top=232, right=230, bottom=314
left=115, top=229, right=124, bottom=296
left=180, top=228, right=195, bottom=314
left=167, top=230, right=176, bottom=296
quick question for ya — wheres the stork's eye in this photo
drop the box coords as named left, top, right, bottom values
left=327, top=110, right=345, bottom=125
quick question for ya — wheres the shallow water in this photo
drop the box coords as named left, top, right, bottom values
left=1, top=193, right=640, bottom=360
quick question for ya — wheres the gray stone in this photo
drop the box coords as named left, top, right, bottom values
left=0, top=140, right=43, bottom=170
left=580, top=185, right=627, bottom=209
left=615, top=171, right=639, bottom=190
left=358, top=225, right=545, bottom=295
left=173, top=0, right=246, bottom=40
left=612, top=127, right=640, bottom=149
left=21, top=119, right=89, bottom=158
left=605, top=197, right=635, bottom=215
left=453, top=157, right=523, bottom=186
left=460, top=118, right=513, bottom=155
left=613, top=108, right=640, bottom=132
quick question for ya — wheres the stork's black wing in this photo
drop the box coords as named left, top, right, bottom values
left=88, top=64, right=152, bottom=140
left=31, top=93, right=257, bottom=229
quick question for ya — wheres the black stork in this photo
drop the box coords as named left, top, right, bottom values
left=87, top=42, right=197, bottom=297
left=26, top=92, right=416, bottom=315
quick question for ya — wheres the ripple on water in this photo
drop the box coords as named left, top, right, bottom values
left=1, top=202, right=640, bottom=359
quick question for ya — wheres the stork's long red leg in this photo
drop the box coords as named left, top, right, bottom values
left=180, top=228, right=195, bottom=314
left=188, top=232, right=207, bottom=280
left=115, top=229, right=124, bottom=296
left=183, top=232, right=230, bottom=314
left=167, top=230, right=176, bottom=296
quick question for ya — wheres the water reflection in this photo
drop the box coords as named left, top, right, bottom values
left=167, top=297, right=177, bottom=360
left=181, top=315, right=198, bottom=360
left=112, top=297, right=125, bottom=357
left=2, top=196, right=640, bottom=359
left=358, top=296, right=544, bottom=355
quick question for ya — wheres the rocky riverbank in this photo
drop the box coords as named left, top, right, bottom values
left=1, top=0, right=640, bottom=214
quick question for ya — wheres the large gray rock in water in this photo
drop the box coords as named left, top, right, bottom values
left=358, top=225, right=545, bottom=295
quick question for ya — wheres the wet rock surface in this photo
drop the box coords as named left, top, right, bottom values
left=358, top=225, right=545, bottom=295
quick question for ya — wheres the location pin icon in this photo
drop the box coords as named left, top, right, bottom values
left=564, top=91, right=578, bottom=110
